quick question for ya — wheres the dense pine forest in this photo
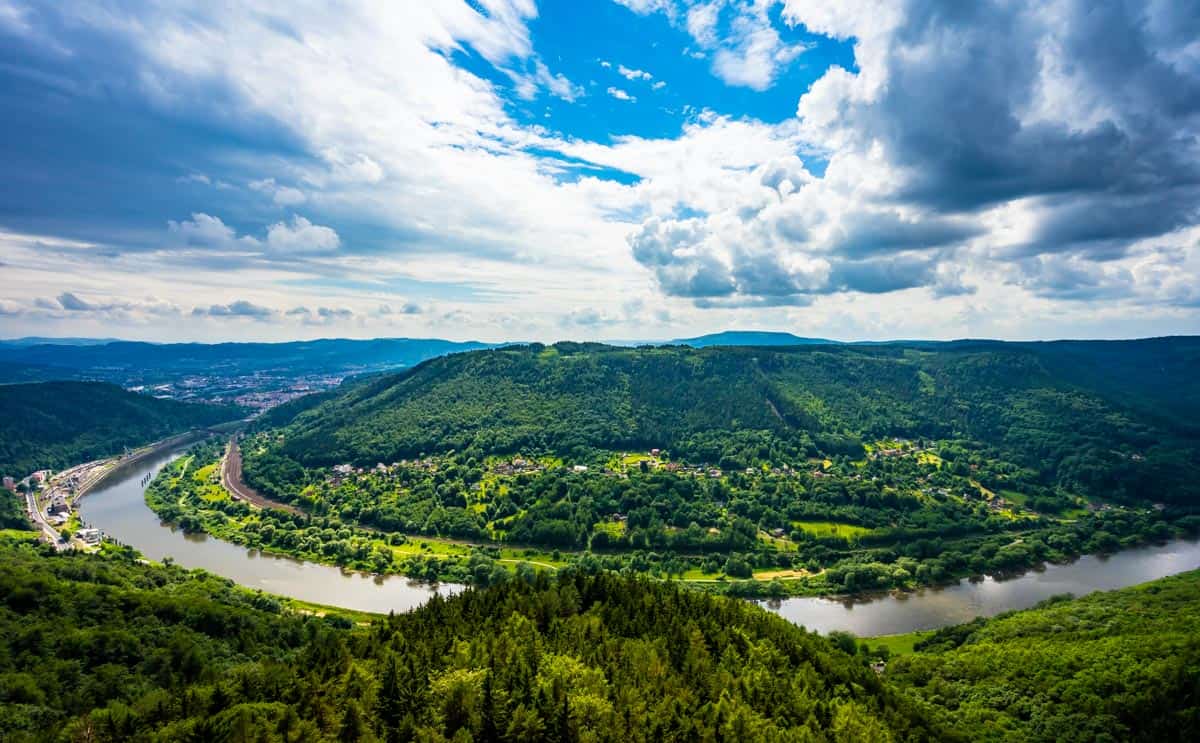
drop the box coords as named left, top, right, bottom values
left=1, top=534, right=1197, bottom=742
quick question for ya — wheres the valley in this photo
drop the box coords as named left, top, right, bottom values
left=137, top=341, right=1199, bottom=595
left=5, top=337, right=1200, bottom=742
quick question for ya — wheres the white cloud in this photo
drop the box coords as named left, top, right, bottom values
left=265, top=216, right=340, bottom=254
left=710, top=7, right=808, bottom=91
left=685, top=2, right=720, bottom=47
left=250, top=178, right=307, bottom=206
left=618, top=64, right=652, bottom=81
left=607, top=86, right=636, bottom=102
left=168, top=213, right=240, bottom=247
left=612, top=0, right=676, bottom=17
left=635, top=0, right=810, bottom=90
left=166, top=212, right=338, bottom=256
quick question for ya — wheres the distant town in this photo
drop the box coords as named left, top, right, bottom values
left=128, top=372, right=346, bottom=410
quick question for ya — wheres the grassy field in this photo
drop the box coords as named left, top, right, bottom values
left=593, top=520, right=626, bottom=537
left=916, top=450, right=942, bottom=467
left=758, top=530, right=799, bottom=551
left=998, top=488, right=1027, bottom=503
left=866, top=630, right=935, bottom=656
left=0, top=528, right=37, bottom=541
left=791, top=520, right=874, bottom=539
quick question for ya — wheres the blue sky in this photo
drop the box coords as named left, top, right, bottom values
left=0, top=0, right=1198, bottom=342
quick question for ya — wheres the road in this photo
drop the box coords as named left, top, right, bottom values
left=23, top=487, right=68, bottom=550
left=220, top=437, right=303, bottom=515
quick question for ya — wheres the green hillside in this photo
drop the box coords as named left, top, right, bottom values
left=258, top=342, right=1200, bottom=505
left=887, top=569, right=1200, bottom=742
left=2, top=534, right=1197, bottom=741
left=0, top=381, right=242, bottom=479
left=0, top=536, right=939, bottom=742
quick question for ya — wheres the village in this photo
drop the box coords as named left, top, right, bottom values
left=5, top=458, right=111, bottom=551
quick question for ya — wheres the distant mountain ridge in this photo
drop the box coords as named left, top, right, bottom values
left=0, top=336, right=122, bottom=347
left=0, top=337, right=500, bottom=380
left=667, top=330, right=839, bottom=347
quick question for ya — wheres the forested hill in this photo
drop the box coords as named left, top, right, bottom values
left=0, top=381, right=241, bottom=478
left=0, top=536, right=940, bottom=741
left=888, top=568, right=1200, bottom=741
left=260, top=340, right=1200, bottom=505
left=3, top=533, right=1198, bottom=741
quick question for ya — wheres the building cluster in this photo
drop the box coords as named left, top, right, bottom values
left=131, top=372, right=344, bottom=410
left=76, top=528, right=102, bottom=545
left=491, top=457, right=545, bottom=476
left=328, top=458, right=442, bottom=486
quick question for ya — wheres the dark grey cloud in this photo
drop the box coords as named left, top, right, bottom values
left=874, top=0, right=1200, bottom=255
left=657, top=255, right=739, bottom=299
left=56, top=292, right=94, bottom=311
left=831, top=212, right=981, bottom=259
left=826, top=255, right=938, bottom=295
left=0, top=3, right=309, bottom=250
left=1015, top=190, right=1200, bottom=260
left=1015, top=255, right=1136, bottom=301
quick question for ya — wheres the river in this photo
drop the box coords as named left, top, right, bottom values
left=79, top=440, right=1200, bottom=634
left=78, top=445, right=463, bottom=613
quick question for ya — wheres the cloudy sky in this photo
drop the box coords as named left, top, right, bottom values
left=1, top=0, right=1198, bottom=342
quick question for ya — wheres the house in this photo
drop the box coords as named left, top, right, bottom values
left=76, top=528, right=102, bottom=545
left=2, top=476, right=14, bottom=491
left=47, top=496, right=70, bottom=515
left=572, top=465, right=589, bottom=473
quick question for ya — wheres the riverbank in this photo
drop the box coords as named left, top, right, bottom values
left=140, top=439, right=1200, bottom=609
left=73, top=434, right=1200, bottom=633
left=34, top=426, right=237, bottom=551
